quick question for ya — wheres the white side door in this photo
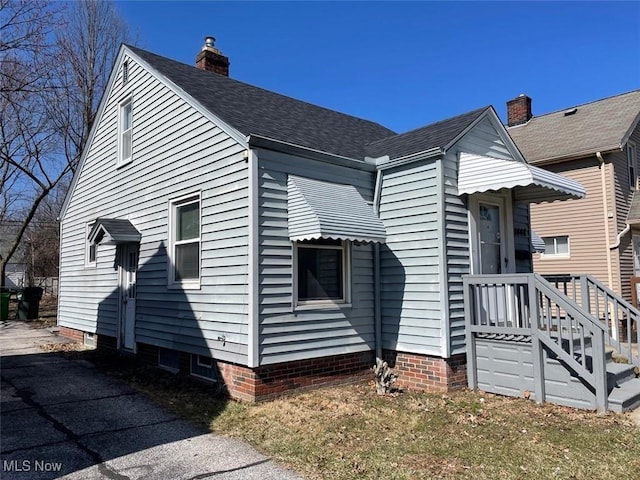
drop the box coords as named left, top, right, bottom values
left=119, top=244, right=138, bottom=351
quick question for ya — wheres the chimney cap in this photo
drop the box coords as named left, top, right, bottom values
left=204, top=36, right=216, bottom=48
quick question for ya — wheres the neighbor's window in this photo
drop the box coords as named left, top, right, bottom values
left=541, top=236, right=569, bottom=257
left=295, top=238, right=349, bottom=305
left=169, top=194, right=201, bottom=287
left=119, top=98, right=133, bottom=166
left=85, top=222, right=97, bottom=267
left=627, top=141, right=637, bottom=190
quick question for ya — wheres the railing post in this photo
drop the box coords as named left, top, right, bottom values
left=580, top=275, right=589, bottom=313
left=592, top=329, right=608, bottom=414
left=530, top=274, right=545, bottom=405
left=463, top=276, right=477, bottom=390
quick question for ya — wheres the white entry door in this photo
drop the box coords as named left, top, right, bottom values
left=119, top=244, right=138, bottom=351
left=469, top=193, right=514, bottom=325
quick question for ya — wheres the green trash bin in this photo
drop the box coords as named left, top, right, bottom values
left=0, top=291, right=10, bottom=321
left=18, top=287, right=43, bottom=321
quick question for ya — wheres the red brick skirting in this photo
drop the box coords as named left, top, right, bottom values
left=219, top=351, right=375, bottom=402
left=55, top=326, right=468, bottom=399
left=383, top=350, right=467, bottom=392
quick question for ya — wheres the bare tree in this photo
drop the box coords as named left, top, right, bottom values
left=0, top=0, right=131, bottom=287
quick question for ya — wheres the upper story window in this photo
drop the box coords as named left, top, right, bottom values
left=118, top=98, right=133, bottom=166
left=169, top=193, right=201, bottom=288
left=541, top=235, right=569, bottom=258
left=294, top=238, right=350, bottom=308
left=627, top=141, right=637, bottom=190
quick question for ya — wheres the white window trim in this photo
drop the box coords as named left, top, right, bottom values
left=168, top=192, right=201, bottom=289
left=118, top=96, right=133, bottom=167
left=540, top=235, right=570, bottom=259
left=292, top=239, right=351, bottom=311
left=85, top=222, right=97, bottom=268
left=627, top=141, right=637, bottom=190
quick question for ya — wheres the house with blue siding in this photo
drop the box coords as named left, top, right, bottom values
left=58, top=39, right=590, bottom=402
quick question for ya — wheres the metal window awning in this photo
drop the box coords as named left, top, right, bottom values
left=531, top=230, right=546, bottom=253
left=287, top=175, right=386, bottom=243
left=457, top=152, right=586, bottom=203
left=88, top=218, right=141, bottom=245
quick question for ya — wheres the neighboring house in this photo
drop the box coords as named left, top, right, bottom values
left=58, top=39, right=587, bottom=402
left=506, top=91, right=640, bottom=304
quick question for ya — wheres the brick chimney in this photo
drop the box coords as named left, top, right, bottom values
left=506, top=94, right=532, bottom=126
left=195, top=36, right=230, bottom=76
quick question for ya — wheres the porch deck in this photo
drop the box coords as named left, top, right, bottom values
left=464, top=273, right=640, bottom=413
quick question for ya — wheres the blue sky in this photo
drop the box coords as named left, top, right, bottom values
left=115, top=1, right=639, bottom=133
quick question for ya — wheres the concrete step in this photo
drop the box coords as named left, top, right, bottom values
left=607, top=377, right=640, bottom=413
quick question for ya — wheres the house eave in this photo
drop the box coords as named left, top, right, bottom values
left=247, top=134, right=377, bottom=171
left=528, top=145, right=622, bottom=166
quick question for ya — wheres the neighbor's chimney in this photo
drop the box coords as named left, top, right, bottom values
left=195, top=36, right=230, bottom=76
left=507, top=94, right=532, bottom=127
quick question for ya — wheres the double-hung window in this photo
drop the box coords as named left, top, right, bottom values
left=628, top=141, right=637, bottom=190
left=541, top=235, right=569, bottom=258
left=294, top=239, right=350, bottom=307
left=119, top=98, right=133, bottom=166
left=169, top=194, right=201, bottom=288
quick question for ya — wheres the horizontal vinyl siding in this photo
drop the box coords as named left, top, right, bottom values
left=59, top=55, right=249, bottom=363
left=257, top=149, right=377, bottom=365
left=612, top=124, right=640, bottom=302
left=441, top=153, right=470, bottom=355
left=379, top=160, right=443, bottom=355
left=530, top=158, right=611, bottom=292
left=443, top=120, right=514, bottom=355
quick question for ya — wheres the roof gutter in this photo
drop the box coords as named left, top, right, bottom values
left=372, top=147, right=443, bottom=170
left=247, top=134, right=376, bottom=171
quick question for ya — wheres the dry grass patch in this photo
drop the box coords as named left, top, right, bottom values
left=46, top=347, right=640, bottom=480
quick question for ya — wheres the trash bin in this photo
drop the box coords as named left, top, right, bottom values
left=18, top=287, right=43, bottom=321
left=0, top=291, right=10, bottom=321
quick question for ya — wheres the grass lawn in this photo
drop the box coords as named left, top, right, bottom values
left=50, top=348, right=640, bottom=480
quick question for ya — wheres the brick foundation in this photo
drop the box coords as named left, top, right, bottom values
left=383, top=350, right=467, bottom=392
left=58, top=326, right=116, bottom=352
left=218, top=351, right=375, bottom=402
left=55, top=327, right=468, bottom=399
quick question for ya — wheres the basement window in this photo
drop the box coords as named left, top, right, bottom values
left=541, top=236, right=569, bottom=258
left=190, top=354, right=218, bottom=382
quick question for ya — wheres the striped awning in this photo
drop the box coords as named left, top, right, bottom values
left=88, top=218, right=141, bottom=245
left=287, top=175, right=386, bottom=243
left=457, top=152, right=585, bottom=203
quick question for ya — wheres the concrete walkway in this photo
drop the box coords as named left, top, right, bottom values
left=0, top=321, right=302, bottom=480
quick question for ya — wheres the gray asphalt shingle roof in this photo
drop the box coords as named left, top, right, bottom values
left=128, top=46, right=396, bottom=160
left=129, top=45, right=487, bottom=162
left=507, top=90, right=640, bottom=164
left=365, top=107, right=489, bottom=159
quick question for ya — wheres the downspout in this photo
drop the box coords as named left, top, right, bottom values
left=598, top=152, right=614, bottom=289
left=373, top=169, right=384, bottom=362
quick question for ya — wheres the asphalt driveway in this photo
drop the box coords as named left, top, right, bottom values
left=0, top=321, right=301, bottom=480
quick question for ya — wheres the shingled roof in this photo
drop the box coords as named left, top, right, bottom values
left=128, top=45, right=396, bottom=160
left=507, top=90, right=640, bottom=164
left=365, top=107, right=490, bottom=160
